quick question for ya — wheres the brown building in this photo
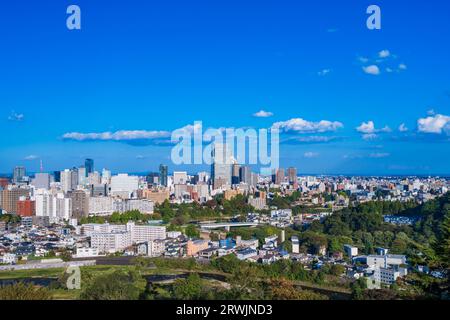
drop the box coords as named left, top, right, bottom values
left=275, top=168, right=285, bottom=185
left=17, top=199, right=36, bottom=217
left=1, top=188, right=29, bottom=214
left=0, top=178, right=9, bottom=189
left=70, top=190, right=89, bottom=218
left=142, top=189, right=170, bottom=205
left=287, top=167, right=298, bottom=188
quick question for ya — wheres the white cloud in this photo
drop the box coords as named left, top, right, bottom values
left=369, top=152, right=390, bottom=158
left=357, top=121, right=376, bottom=134
left=427, top=109, right=435, bottom=116
left=24, top=155, right=39, bottom=161
left=253, top=110, right=274, bottom=118
left=318, top=69, right=331, bottom=76
left=304, top=152, right=319, bottom=158
left=362, top=65, right=380, bottom=75
left=386, top=67, right=393, bottom=73
left=272, top=118, right=344, bottom=134
left=417, top=114, right=450, bottom=134
left=398, top=123, right=408, bottom=132
left=378, top=50, right=391, bottom=58
left=356, top=121, right=391, bottom=134
left=62, top=130, right=172, bottom=141
left=8, top=111, right=24, bottom=121
left=398, top=63, right=407, bottom=70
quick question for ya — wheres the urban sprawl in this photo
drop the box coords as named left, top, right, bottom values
left=0, top=150, right=449, bottom=298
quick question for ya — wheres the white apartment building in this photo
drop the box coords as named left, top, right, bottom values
left=89, top=197, right=114, bottom=216
left=113, top=199, right=155, bottom=214
left=126, top=222, right=166, bottom=243
left=60, top=169, right=72, bottom=193
left=366, top=254, right=407, bottom=268
left=90, top=232, right=132, bottom=254
left=110, top=174, right=139, bottom=197
left=81, top=223, right=127, bottom=236
left=35, top=190, right=72, bottom=222
left=373, top=266, right=408, bottom=285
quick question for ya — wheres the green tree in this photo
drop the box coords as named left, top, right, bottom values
left=172, top=273, right=204, bottom=300
left=80, top=269, right=146, bottom=300
left=0, top=283, right=52, bottom=300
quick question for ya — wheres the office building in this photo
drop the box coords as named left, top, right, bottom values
left=31, top=173, right=51, bottom=189
left=1, top=188, right=29, bottom=214
left=211, top=143, right=232, bottom=189
left=232, top=164, right=240, bottom=185
left=159, top=164, right=168, bottom=187
left=110, top=174, right=139, bottom=197
left=239, top=166, right=251, bottom=184
left=13, top=166, right=26, bottom=184
left=17, top=198, right=36, bottom=217
left=60, top=169, right=73, bottom=193
left=287, top=167, right=298, bottom=188
left=85, top=158, right=94, bottom=177
left=70, top=190, right=89, bottom=218
left=173, top=171, right=188, bottom=185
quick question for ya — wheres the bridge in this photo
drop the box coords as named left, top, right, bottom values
left=199, top=222, right=259, bottom=231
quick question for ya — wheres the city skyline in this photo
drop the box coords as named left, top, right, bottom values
left=1, top=0, right=450, bottom=175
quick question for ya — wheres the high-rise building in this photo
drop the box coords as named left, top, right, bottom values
left=0, top=178, right=10, bottom=189
left=101, top=169, right=112, bottom=185
left=110, top=174, right=139, bottom=197
left=71, top=167, right=79, bottom=190
left=85, top=159, right=94, bottom=177
left=211, top=143, right=232, bottom=189
left=239, top=166, right=251, bottom=184
left=17, top=198, right=36, bottom=217
left=232, top=164, right=241, bottom=185
left=173, top=171, right=188, bottom=185
left=60, top=169, right=72, bottom=193
left=13, top=166, right=26, bottom=184
left=275, top=168, right=285, bottom=185
left=31, top=173, right=51, bottom=189
left=287, top=167, right=298, bottom=188
left=78, top=167, right=87, bottom=185
left=159, top=164, right=168, bottom=187
left=70, top=190, right=89, bottom=218
left=1, top=188, right=29, bottom=214
left=53, top=171, right=61, bottom=183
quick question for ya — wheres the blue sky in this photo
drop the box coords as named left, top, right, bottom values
left=1, top=0, right=450, bottom=175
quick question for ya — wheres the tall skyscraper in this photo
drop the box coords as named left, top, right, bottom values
left=232, top=163, right=241, bottom=185
left=239, top=166, right=251, bottom=184
left=274, top=168, right=285, bottom=185
left=159, top=164, right=168, bottom=187
left=211, top=143, right=232, bottom=189
left=287, top=167, right=298, bottom=188
left=85, top=159, right=94, bottom=177
left=13, top=166, right=26, bottom=184
left=60, top=169, right=72, bottom=193
left=78, top=166, right=87, bottom=185
left=32, top=173, right=51, bottom=189
left=53, top=171, right=61, bottom=183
